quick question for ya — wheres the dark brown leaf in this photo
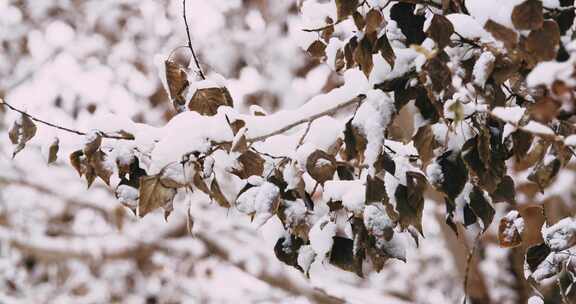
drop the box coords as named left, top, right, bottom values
left=352, top=11, right=365, bottom=31
left=307, top=40, right=327, bottom=58
left=469, top=186, right=495, bottom=231
left=526, top=243, right=551, bottom=272
left=376, top=34, right=396, bottom=68
left=188, top=87, right=234, bottom=116
left=232, top=150, right=265, bottom=179
left=354, top=36, right=374, bottom=77
left=426, top=14, right=454, bottom=49
left=485, top=20, right=518, bottom=49
left=365, top=9, right=383, bottom=34
left=498, top=211, right=523, bottom=248
left=9, top=114, right=37, bottom=157
left=138, top=175, right=177, bottom=218
left=336, top=0, right=359, bottom=21
left=365, top=175, right=388, bottom=203
left=165, top=60, right=189, bottom=108
left=306, top=150, right=336, bottom=184
left=47, top=137, right=59, bottom=164
left=511, top=0, right=543, bottom=30
left=210, top=178, right=231, bottom=208
left=525, top=20, right=560, bottom=62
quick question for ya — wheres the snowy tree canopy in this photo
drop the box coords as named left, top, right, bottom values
left=3, top=0, right=576, bottom=303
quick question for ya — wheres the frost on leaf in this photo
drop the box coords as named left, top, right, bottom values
left=542, top=218, right=576, bottom=252
left=138, top=175, right=177, bottom=218
left=8, top=114, right=37, bottom=157
left=498, top=210, right=524, bottom=248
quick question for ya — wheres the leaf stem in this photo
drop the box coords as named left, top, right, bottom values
left=183, top=0, right=206, bottom=80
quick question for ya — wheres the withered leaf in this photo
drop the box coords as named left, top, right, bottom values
left=526, top=242, right=551, bottom=272
left=426, top=14, right=454, bottom=49
left=330, top=236, right=362, bottom=276
left=344, top=118, right=367, bottom=161
left=374, top=152, right=395, bottom=175
left=352, top=11, right=365, bottom=31
left=192, top=172, right=210, bottom=195
left=307, top=40, right=327, bottom=58
left=485, top=20, right=518, bottom=49
left=189, top=87, right=234, bottom=116
left=165, top=60, right=189, bottom=108
left=469, top=186, right=495, bottom=231
left=47, top=137, right=59, bottom=164
left=70, top=150, right=85, bottom=176
left=354, top=36, right=374, bottom=77
left=83, top=133, right=102, bottom=158
left=492, top=175, right=516, bottom=204
left=274, top=235, right=304, bottom=273
left=138, top=175, right=177, bottom=218
left=336, top=0, right=359, bottom=21
left=498, top=211, right=523, bottom=248
left=525, top=20, right=560, bottom=63
left=395, top=172, right=426, bottom=234
left=528, top=158, right=561, bottom=192
left=306, top=150, right=336, bottom=184
left=376, top=34, right=396, bottom=68
left=365, top=175, right=388, bottom=204
left=336, top=163, right=355, bottom=180
left=511, top=0, right=543, bottom=31
left=412, top=125, right=435, bottom=165
left=9, top=114, right=37, bottom=157
left=365, top=9, right=383, bottom=34
left=232, top=150, right=265, bottom=179
left=90, top=150, right=113, bottom=185
left=210, top=178, right=231, bottom=208
left=437, top=150, right=468, bottom=199
left=423, top=56, right=451, bottom=93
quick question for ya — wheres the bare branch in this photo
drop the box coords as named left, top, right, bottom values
left=0, top=99, right=134, bottom=140
left=183, top=0, right=206, bottom=80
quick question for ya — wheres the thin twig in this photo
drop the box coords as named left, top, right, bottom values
left=183, top=0, right=205, bottom=80
left=0, top=99, right=134, bottom=140
left=246, top=94, right=366, bottom=143
left=462, top=232, right=482, bottom=304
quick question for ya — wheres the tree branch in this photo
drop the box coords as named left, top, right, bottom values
left=0, top=99, right=134, bottom=140
left=246, top=94, right=366, bottom=143
left=183, top=0, right=206, bottom=80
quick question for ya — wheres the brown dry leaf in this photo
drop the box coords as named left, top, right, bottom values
left=365, top=9, right=383, bottom=34
left=395, top=172, right=427, bottom=234
left=321, top=24, right=335, bottom=42
left=83, top=133, right=102, bottom=158
left=412, top=125, right=435, bottom=165
left=138, top=175, right=177, bottom=218
left=48, top=138, right=59, bottom=164
left=423, top=56, right=452, bottom=93
left=365, top=175, right=388, bottom=203
left=193, top=172, right=210, bottom=195
left=377, top=34, right=395, bottom=68
left=528, top=157, right=561, bottom=192
left=189, top=87, right=234, bottom=116
left=90, top=150, right=113, bottom=186
left=306, top=150, right=336, bottom=184
left=210, top=178, right=231, bottom=208
left=336, top=0, right=359, bottom=21
left=498, top=211, right=523, bottom=248
left=335, top=48, right=346, bottom=72
left=344, top=118, right=367, bottom=161
left=307, top=40, right=327, bottom=58
left=354, top=37, right=373, bottom=77
left=525, top=20, right=560, bottom=62
left=511, top=0, right=543, bottom=31
left=426, top=14, right=454, bottom=49
left=70, top=150, right=85, bottom=176
left=352, top=11, right=365, bottom=31
left=485, top=20, right=518, bottom=49
left=9, top=114, right=37, bottom=157
left=529, top=96, right=560, bottom=123
left=232, top=151, right=265, bottom=179
left=165, top=60, right=189, bottom=107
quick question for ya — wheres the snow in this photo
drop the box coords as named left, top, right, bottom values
left=309, top=216, right=337, bottom=258
left=364, top=205, right=393, bottom=237
left=543, top=217, right=576, bottom=251
left=527, top=60, right=576, bottom=88
left=473, top=52, right=495, bottom=87
left=352, top=89, right=395, bottom=168
left=491, top=106, right=525, bottom=125
left=297, top=245, right=316, bottom=274
left=521, top=121, right=555, bottom=136
left=323, top=180, right=366, bottom=213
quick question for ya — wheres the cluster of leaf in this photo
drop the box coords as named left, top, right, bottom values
left=7, top=0, right=576, bottom=285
